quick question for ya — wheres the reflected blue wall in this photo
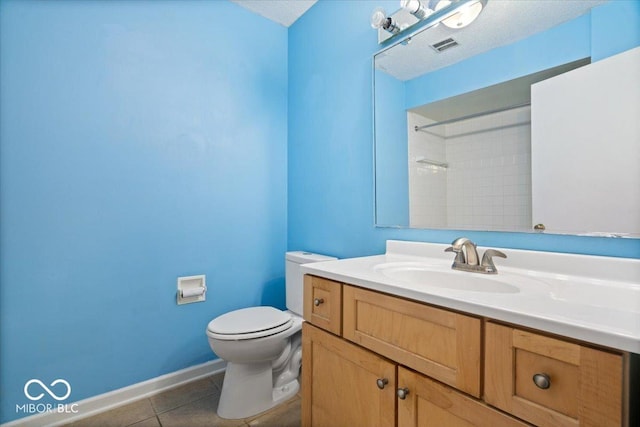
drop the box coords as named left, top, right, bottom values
left=405, top=15, right=591, bottom=109
left=376, top=12, right=593, bottom=228
left=591, top=0, right=640, bottom=61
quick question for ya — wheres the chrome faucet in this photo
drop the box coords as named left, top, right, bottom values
left=445, top=237, right=479, bottom=266
left=445, top=238, right=507, bottom=274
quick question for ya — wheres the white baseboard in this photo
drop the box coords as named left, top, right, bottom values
left=1, top=359, right=226, bottom=427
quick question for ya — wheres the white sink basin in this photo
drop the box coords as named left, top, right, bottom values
left=373, top=261, right=640, bottom=313
left=374, top=262, right=520, bottom=294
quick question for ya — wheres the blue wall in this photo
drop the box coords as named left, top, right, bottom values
left=288, top=0, right=640, bottom=260
left=374, top=70, right=409, bottom=226
left=0, top=0, right=287, bottom=423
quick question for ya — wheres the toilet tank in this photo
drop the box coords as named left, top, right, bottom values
left=285, top=251, right=336, bottom=316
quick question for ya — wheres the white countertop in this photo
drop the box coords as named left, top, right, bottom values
left=301, top=240, right=640, bottom=353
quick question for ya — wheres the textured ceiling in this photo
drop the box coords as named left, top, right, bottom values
left=231, top=0, right=318, bottom=27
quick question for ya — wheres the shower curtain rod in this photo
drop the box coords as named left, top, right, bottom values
left=414, top=102, right=531, bottom=132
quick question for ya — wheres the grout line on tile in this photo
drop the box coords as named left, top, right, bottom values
left=125, top=413, right=160, bottom=427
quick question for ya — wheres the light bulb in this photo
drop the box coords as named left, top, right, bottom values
left=370, top=7, right=400, bottom=33
left=400, top=0, right=434, bottom=20
left=370, top=7, right=387, bottom=29
left=437, top=0, right=484, bottom=29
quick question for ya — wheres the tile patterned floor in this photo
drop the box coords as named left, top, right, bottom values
left=65, top=373, right=301, bottom=427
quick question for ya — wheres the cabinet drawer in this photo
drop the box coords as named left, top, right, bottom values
left=485, top=322, right=623, bottom=427
left=398, top=367, right=529, bottom=427
left=303, top=275, right=342, bottom=335
left=343, top=285, right=482, bottom=397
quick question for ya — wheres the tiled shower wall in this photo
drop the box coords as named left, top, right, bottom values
left=408, top=106, right=532, bottom=231
left=408, top=112, right=447, bottom=227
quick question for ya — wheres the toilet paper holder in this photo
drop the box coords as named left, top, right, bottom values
left=177, top=275, right=207, bottom=305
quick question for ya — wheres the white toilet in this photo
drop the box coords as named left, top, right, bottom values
left=206, top=251, right=335, bottom=419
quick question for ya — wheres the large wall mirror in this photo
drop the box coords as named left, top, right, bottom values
left=374, top=0, right=640, bottom=237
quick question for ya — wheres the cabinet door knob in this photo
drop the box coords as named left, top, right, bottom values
left=313, top=298, right=324, bottom=306
left=376, top=378, right=388, bottom=389
left=532, top=373, right=551, bottom=389
left=397, top=387, right=410, bottom=399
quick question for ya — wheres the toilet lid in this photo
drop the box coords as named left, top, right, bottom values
left=207, top=306, right=292, bottom=337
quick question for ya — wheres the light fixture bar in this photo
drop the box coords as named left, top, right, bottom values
left=378, top=0, right=487, bottom=49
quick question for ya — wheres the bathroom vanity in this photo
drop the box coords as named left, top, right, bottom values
left=300, top=241, right=639, bottom=427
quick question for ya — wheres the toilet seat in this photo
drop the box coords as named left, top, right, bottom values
left=207, top=306, right=293, bottom=341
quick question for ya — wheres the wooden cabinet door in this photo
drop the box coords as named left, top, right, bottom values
left=303, top=275, right=342, bottom=335
left=343, top=285, right=482, bottom=397
left=302, top=323, right=396, bottom=427
left=398, top=367, right=528, bottom=427
left=485, top=322, right=623, bottom=427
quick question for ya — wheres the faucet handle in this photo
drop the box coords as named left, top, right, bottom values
left=445, top=246, right=466, bottom=264
left=483, top=249, right=507, bottom=259
left=481, top=249, right=507, bottom=273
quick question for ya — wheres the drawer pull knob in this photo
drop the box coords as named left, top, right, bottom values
left=397, top=387, right=410, bottom=399
left=376, top=378, right=388, bottom=389
left=533, top=373, right=551, bottom=389
left=313, top=298, right=324, bottom=306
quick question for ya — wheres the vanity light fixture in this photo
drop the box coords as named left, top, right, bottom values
left=400, top=0, right=434, bottom=20
left=370, top=7, right=401, bottom=34
left=435, top=0, right=486, bottom=29
left=373, top=0, right=487, bottom=41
